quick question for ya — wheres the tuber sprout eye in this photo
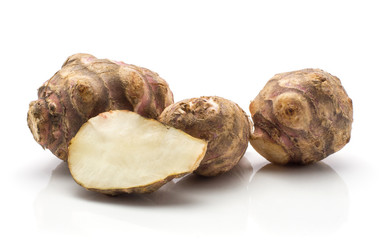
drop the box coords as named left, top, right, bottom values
left=273, top=92, right=311, bottom=130
left=285, top=107, right=295, bottom=116
left=75, top=80, right=94, bottom=103
left=48, top=102, right=57, bottom=114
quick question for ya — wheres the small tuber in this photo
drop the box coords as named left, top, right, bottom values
left=28, top=53, right=173, bottom=161
left=68, top=110, right=207, bottom=195
left=249, top=68, right=353, bottom=165
left=159, top=96, right=251, bottom=176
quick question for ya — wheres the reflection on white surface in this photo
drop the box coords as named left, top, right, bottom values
left=249, top=162, right=349, bottom=236
left=34, top=156, right=254, bottom=237
left=34, top=156, right=348, bottom=237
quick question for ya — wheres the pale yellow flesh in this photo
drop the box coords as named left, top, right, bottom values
left=68, top=111, right=207, bottom=190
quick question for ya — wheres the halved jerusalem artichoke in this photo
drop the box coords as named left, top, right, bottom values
left=68, top=110, right=207, bottom=195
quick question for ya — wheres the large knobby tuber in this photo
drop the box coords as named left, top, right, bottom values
left=249, top=69, right=353, bottom=165
left=28, top=53, right=174, bottom=160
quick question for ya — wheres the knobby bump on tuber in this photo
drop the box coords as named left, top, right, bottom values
left=68, top=110, right=207, bottom=195
left=28, top=53, right=173, bottom=161
left=159, top=96, right=251, bottom=176
left=249, top=68, right=353, bottom=165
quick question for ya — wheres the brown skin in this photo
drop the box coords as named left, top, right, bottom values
left=28, top=53, right=173, bottom=161
left=159, top=96, right=251, bottom=177
left=82, top=172, right=190, bottom=196
left=249, top=68, right=353, bottom=165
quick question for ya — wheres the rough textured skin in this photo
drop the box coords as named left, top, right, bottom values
left=249, top=69, right=353, bottom=165
left=27, top=53, right=174, bottom=161
left=159, top=96, right=251, bottom=176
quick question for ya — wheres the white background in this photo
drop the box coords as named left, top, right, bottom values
left=1, top=0, right=381, bottom=239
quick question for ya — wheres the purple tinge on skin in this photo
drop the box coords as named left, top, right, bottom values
left=250, top=68, right=353, bottom=164
left=28, top=53, right=174, bottom=161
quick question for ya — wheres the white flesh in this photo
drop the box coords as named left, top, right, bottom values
left=68, top=110, right=207, bottom=192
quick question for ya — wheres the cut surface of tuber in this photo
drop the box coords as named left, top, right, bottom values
left=68, top=110, right=207, bottom=195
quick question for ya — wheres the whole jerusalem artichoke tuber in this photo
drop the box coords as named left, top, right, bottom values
left=249, top=68, right=353, bottom=165
left=28, top=53, right=174, bottom=160
left=159, top=96, right=251, bottom=177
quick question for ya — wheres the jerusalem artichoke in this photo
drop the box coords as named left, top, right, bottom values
left=249, top=68, right=353, bottom=165
left=28, top=53, right=173, bottom=160
left=159, top=96, right=251, bottom=176
left=68, top=110, right=207, bottom=195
